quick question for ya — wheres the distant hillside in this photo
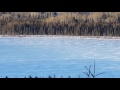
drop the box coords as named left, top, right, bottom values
left=0, top=12, right=120, bottom=36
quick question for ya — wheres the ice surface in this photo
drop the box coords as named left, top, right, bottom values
left=0, top=36, right=120, bottom=78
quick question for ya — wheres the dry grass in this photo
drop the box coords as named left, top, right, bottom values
left=83, top=61, right=105, bottom=78
left=0, top=12, right=120, bottom=23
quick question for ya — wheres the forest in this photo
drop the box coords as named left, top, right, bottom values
left=0, top=12, right=120, bottom=36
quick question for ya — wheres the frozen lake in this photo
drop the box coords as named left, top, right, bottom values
left=0, top=36, right=120, bottom=78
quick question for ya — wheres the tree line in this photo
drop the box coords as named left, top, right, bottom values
left=0, top=12, right=120, bottom=36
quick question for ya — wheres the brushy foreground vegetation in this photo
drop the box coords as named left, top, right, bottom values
left=0, top=12, right=120, bottom=36
left=4, top=62, right=104, bottom=78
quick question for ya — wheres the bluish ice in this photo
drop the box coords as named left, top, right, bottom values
left=0, top=36, right=120, bottom=78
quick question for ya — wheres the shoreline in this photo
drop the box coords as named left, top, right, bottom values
left=0, top=35, right=120, bottom=40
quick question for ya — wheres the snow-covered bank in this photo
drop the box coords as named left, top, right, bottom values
left=0, top=35, right=120, bottom=40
